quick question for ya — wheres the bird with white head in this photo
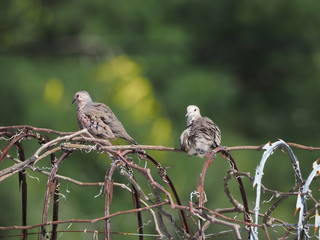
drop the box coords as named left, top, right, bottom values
left=180, top=105, right=221, bottom=158
left=185, top=105, right=201, bottom=126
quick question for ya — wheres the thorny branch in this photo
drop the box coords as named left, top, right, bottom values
left=1, top=126, right=320, bottom=239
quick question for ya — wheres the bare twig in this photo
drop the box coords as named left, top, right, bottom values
left=2, top=126, right=320, bottom=239
left=41, top=151, right=72, bottom=240
left=105, top=164, right=117, bottom=240
left=0, top=125, right=74, bottom=135
left=0, top=201, right=170, bottom=230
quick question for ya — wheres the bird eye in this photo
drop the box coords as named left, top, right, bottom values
left=194, top=109, right=196, bottom=111
left=76, top=94, right=79, bottom=98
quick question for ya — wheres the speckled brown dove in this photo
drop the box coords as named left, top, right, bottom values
left=72, top=91, right=137, bottom=144
left=180, top=105, right=221, bottom=158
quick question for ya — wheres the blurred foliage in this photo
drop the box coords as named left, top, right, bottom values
left=1, top=0, right=320, bottom=239
left=96, top=55, right=172, bottom=146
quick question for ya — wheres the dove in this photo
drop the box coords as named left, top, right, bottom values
left=72, top=91, right=137, bottom=144
left=180, top=105, right=221, bottom=158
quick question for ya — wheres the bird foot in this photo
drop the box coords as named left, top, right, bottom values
left=82, top=129, right=96, bottom=139
left=113, top=150, right=125, bottom=156
left=204, top=149, right=218, bottom=160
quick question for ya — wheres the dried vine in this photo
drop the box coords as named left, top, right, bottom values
left=1, top=126, right=320, bottom=239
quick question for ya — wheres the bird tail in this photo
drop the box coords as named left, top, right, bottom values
left=126, top=136, right=138, bottom=145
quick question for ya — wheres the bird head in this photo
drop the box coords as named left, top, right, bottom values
left=72, top=91, right=92, bottom=106
left=186, top=105, right=201, bottom=126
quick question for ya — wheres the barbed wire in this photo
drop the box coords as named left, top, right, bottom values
left=1, top=125, right=320, bottom=239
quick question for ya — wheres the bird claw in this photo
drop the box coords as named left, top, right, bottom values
left=204, top=149, right=218, bottom=160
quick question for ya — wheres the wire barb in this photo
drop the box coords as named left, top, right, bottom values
left=1, top=126, right=320, bottom=239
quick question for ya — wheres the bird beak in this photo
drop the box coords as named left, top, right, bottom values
left=71, top=98, right=76, bottom=104
left=185, top=113, right=188, bottom=117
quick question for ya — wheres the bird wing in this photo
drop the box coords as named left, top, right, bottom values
left=180, top=127, right=191, bottom=151
left=87, top=102, right=137, bottom=144
left=82, top=102, right=116, bottom=139
left=190, top=117, right=221, bottom=148
left=204, top=117, right=221, bottom=147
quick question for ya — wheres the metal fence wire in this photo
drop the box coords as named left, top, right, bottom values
left=1, top=126, right=320, bottom=240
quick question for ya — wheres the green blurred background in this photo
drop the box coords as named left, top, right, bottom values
left=1, top=0, right=320, bottom=239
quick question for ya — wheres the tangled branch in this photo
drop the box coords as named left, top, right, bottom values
left=1, top=125, right=320, bottom=239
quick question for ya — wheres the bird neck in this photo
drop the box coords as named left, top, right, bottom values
left=186, top=115, right=200, bottom=127
left=77, top=101, right=88, bottom=111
